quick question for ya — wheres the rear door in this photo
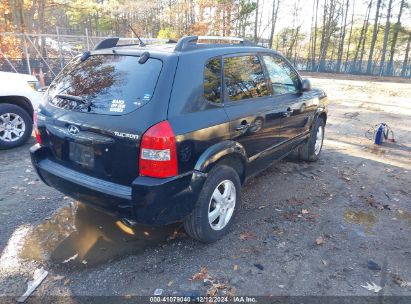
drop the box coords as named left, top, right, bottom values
left=40, top=54, right=167, bottom=185
left=262, top=54, right=314, bottom=143
left=222, top=54, right=284, bottom=170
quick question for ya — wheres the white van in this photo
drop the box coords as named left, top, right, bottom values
left=0, top=71, right=43, bottom=149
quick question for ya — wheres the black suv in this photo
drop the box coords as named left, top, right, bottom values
left=31, top=36, right=328, bottom=243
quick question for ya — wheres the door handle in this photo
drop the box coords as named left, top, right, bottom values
left=281, top=107, right=294, bottom=118
left=235, top=121, right=250, bottom=131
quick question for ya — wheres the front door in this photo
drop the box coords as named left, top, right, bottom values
left=261, top=55, right=314, bottom=144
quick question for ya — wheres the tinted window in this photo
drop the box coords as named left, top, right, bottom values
left=263, top=55, right=299, bottom=95
left=47, top=55, right=162, bottom=115
left=204, top=58, right=222, bottom=103
left=223, top=55, right=269, bottom=102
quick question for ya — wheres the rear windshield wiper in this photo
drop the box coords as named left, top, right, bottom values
left=55, top=94, right=92, bottom=108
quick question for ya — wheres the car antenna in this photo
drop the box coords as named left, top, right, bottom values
left=128, top=25, right=146, bottom=47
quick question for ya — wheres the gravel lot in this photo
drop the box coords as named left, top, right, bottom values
left=0, top=75, right=410, bottom=302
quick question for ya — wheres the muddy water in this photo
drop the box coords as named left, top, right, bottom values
left=20, top=202, right=181, bottom=266
left=343, top=209, right=377, bottom=234
left=397, top=210, right=411, bottom=226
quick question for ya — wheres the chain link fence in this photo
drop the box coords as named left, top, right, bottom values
left=1, top=32, right=410, bottom=85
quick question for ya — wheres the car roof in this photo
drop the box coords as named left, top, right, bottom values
left=90, top=36, right=281, bottom=60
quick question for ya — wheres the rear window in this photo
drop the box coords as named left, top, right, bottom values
left=47, top=55, right=162, bottom=115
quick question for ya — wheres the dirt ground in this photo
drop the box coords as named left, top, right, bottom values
left=0, top=75, right=410, bottom=302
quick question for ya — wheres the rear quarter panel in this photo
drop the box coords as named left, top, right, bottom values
left=167, top=51, right=231, bottom=174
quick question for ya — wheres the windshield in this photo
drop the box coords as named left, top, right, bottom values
left=47, top=55, right=162, bottom=115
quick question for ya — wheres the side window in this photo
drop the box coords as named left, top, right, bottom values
left=204, top=57, right=222, bottom=103
left=223, top=55, right=269, bottom=102
left=262, top=55, right=299, bottom=96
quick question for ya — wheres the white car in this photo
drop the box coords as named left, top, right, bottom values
left=0, top=71, right=43, bottom=149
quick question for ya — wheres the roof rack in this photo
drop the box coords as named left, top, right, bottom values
left=174, top=35, right=256, bottom=52
left=94, top=37, right=172, bottom=50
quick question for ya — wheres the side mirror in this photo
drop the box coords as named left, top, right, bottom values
left=301, top=79, right=311, bottom=91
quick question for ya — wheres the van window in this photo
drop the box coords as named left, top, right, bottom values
left=223, top=55, right=269, bottom=102
left=204, top=57, right=222, bottom=103
left=47, top=55, right=162, bottom=115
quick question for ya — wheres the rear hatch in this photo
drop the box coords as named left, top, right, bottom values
left=38, top=53, right=165, bottom=185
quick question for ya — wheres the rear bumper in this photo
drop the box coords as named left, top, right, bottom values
left=30, top=144, right=206, bottom=225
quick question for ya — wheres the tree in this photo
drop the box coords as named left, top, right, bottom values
left=254, top=0, right=259, bottom=43
left=268, top=0, right=280, bottom=48
left=401, top=31, right=411, bottom=77
left=318, top=0, right=341, bottom=72
left=336, top=0, right=349, bottom=72
left=386, top=0, right=406, bottom=75
left=378, top=0, right=393, bottom=75
left=344, top=0, right=355, bottom=71
left=366, top=0, right=382, bottom=74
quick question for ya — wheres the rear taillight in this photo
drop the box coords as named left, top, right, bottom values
left=139, top=121, right=178, bottom=178
left=33, top=110, right=42, bottom=145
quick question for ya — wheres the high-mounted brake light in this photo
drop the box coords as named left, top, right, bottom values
left=139, top=121, right=178, bottom=178
left=33, top=110, right=42, bottom=145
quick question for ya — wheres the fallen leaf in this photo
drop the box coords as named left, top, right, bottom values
left=63, top=279, right=70, bottom=286
left=192, top=266, right=211, bottom=280
left=392, top=274, right=411, bottom=287
left=361, top=282, right=382, bottom=293
left=316, top=237, right=325, bottom=245
left=302, top=209, right=310, bottom=214
left=239, top=232, right=256, bottom=240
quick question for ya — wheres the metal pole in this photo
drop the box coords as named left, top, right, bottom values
left=22, top=35, right=31, bottom=75
left=0, top=49, right=19, bottom=73
left=85, top=28, right=90, bottom=51
left=56, top=26, right=64, bottom=70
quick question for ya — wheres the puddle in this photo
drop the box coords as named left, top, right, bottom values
left=20, top=202, right=181, bottom=266
left=343, top=209, right=377, bottom=234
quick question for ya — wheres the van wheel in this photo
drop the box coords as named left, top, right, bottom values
left=299, top=117, right=325, bottom=162
left=0, top=103, right=33, bottom=150
left=184, top=165, right=241, bottom=243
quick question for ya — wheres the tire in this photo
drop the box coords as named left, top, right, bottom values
left=0, top=103, right=33, bottom=150
left=299, top=117, right=325, bottom=162
left=184, top=165, right=241, bottom=243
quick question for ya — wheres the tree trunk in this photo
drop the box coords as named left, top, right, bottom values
left=336, top=0, right=349, bottom=73
left=378, top=0, right=393, bottom=75
left=254, top=0, right=259, bottom=43
left=358, top=0, right=372, bottom=73
left=401, top=32, right=411, bottom=77
left=386, top=0, right=405, bottom=76
left=311, top=0, right=320, bottom=70
left=268, top=0, right=279, bottom=49
left=344, top=0, right=355, bottom=71
left=366, top=0, right=382, bottom=74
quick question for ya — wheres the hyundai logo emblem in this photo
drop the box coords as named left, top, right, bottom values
left=68, top=125, right=80, bottom=135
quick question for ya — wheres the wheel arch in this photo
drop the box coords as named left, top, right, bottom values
left=310, top=109, right=327, bottom=131
left=0, top=96, right=34, bottom=119
left=194, top=140, right=248, bottom=184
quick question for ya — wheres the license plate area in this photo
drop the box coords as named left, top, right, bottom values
left=69, top=142, right=95, bottom=169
